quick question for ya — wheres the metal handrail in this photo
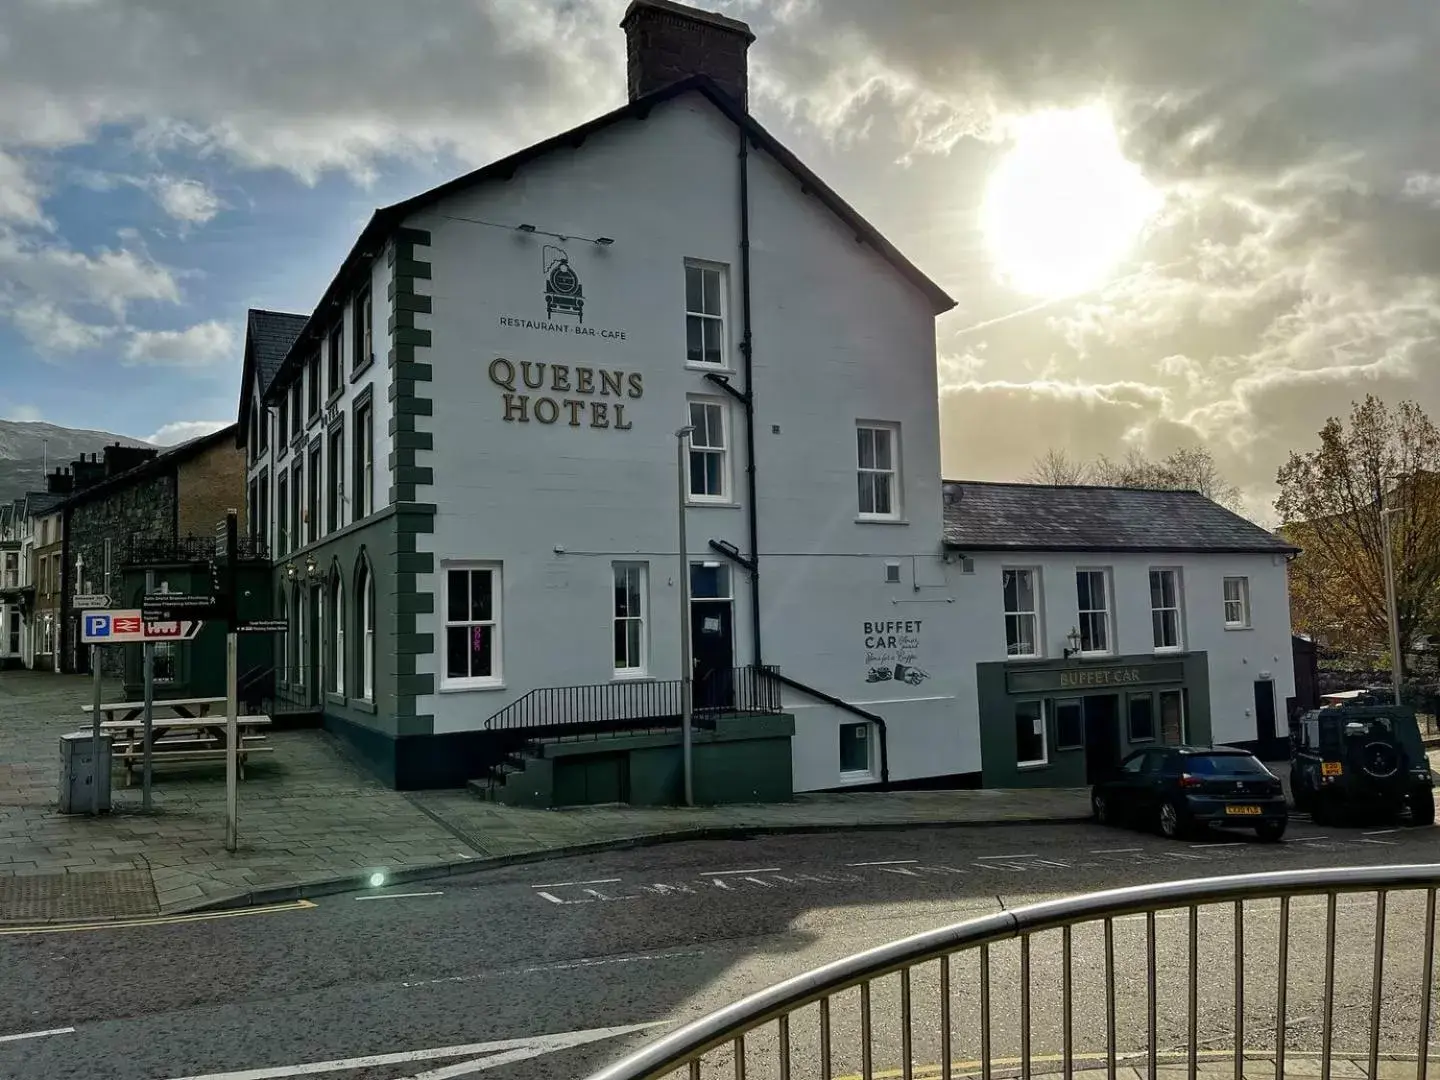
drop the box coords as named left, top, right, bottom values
left=586, top=864, right=1440, bottom=1080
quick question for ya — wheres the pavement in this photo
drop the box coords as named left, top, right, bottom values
left=0, top=670, right=1090, bottom=922
left=1, top=819, right=1437, bottom=1080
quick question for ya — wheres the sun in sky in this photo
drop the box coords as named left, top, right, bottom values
left=981, top=104, right=1163, bottom=298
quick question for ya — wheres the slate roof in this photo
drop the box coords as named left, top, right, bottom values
left=56, top=425, right=238, bottom=512
left=264, top=74, right=956, bottom=401
left=237, top=309, right=308, bottom=440
left=941, top=481, right=1299, bottom=555
left=20, top=492, right=62, bottom=518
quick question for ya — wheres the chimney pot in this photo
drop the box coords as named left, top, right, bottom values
left=621, top=0, right=754, bottom=109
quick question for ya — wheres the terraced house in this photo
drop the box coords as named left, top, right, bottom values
left=236, top=0, right=1297, bottom=797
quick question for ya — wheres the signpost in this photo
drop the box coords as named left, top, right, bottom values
left=82, top=611, right=203, bottom=644
left=141, top=593, right=220, bottom=622
left=141, top=574, right=162, bottom=811
left=73, top=594, right=111, bottom=610
left=236, top=619, right=288, bottom=634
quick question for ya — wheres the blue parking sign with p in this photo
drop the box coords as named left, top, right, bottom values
left=83, top=614, right=110, bottom=641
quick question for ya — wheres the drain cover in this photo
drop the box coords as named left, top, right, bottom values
left=0, top=870, right=159, bottom=923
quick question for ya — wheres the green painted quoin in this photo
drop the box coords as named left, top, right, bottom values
left=385, top=227, right=438, bottom=735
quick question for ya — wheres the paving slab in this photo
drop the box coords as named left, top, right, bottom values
left=0, top=670, right=1090, bottom=921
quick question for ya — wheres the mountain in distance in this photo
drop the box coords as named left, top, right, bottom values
left=0, top=420, right=152, bottom=504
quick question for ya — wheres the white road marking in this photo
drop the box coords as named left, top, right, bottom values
left=1353, top=838, right=1397, bottom=845
left=1191, top=842, right=1244, bottom=849
left=401, top=950, right=706, bottom=989
left=161, top=1022, right=668, bottom=1080
left=702, top=867, right=781, bottom=876
left=0, top=1027, right=75, bottom=1044
left=848, top=859, right=918, bottom=866
left=529, top=878, right=620, bottom=889
left=1285, top=836, right=1326, bottom=843
left=975, top=853, right=1040, bottom=860
left=1090, top=847, right=1143, bottom=854
left=354, top=892, right=444, bottom=901
left=1364, top=828, right=1401, bottom=835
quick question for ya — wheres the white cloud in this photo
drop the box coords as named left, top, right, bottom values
left=0, top=150, right=48, bottom=226
left=0, top=231, right=180, bottom=313
left=123, top=320, right=236, bottom=368
left=147, top=175, right=220, bottom=224
left=7, top=300, right=114, bottom=353
left=8, top=404, right=43, bottom=423
left=146, top=419, right=229, bottom=445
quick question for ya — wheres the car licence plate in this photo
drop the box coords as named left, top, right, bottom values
left=1226, top=805, right=1262, bottom=816
left=1322, top=761, right=1344, bottom=776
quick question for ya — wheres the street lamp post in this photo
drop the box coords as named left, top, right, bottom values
left=675, top=425, right=695, bottom=808
left=1381, top=496, right=1404, bottom=707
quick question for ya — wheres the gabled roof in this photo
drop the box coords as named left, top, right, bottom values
left=58, top=425, right=239, bottom=513
left=941, top=480, right=1299, bottom=555
left=20, top=492, right=62, bottom=519
left=237, top=309, right=308, bottom=438
left=265, top=75, right=956, bottom=400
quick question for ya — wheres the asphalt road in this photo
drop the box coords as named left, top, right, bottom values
left=1, top=816, right=1437, bottom=1080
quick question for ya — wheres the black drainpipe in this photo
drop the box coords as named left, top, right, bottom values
left=763, top=670, right=890, bottom=786
left=738, top=127, right=762, bottom=667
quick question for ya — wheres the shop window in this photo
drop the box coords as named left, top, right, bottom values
left=1223, top=576, right=1251, bottom=628
left=839, top=721, right=874, bottom=779
left=857, top=423, right=901, bottom=519
left=1076, top=569, right=1112, bottom=654
left=1128, top=693, right=1156, bottom=742
left=687, top=399, right=728, bottom=501
left=1160, top=689, right=1185, bottom=744
left=1003, top=568, right=1041, bottom=658
left=684, top=261, right=726, bottom=367
left=1150, top=569, right=1182, bottom=650
left=1016, top=700, right=1047, bottom=767
left=1053, top=699, right=1084, bottom=750
left=612, top=562, right=648, bottom=677
left=443, top=564, right=502, bottom=688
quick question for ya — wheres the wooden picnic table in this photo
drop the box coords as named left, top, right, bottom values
left=97, top=713, right=273, bottom=786
left=81, top=696, right=226, bottom=725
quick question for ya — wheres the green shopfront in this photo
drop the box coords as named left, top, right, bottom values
left=976, top=653, right=1213, bottom=788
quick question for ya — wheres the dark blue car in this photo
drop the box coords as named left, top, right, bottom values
left=1091, top=745, right=1288, bottom=841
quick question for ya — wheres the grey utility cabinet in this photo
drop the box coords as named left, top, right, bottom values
left=59, top=731, right=112, bottom=814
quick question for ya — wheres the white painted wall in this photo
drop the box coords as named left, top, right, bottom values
left=400, top=92, right=959, bottom=790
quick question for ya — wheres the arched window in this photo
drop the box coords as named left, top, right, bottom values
left=331, top=572, right=345, bottom=696
left=357, top=558, right=375, bottom=701
left=296, top=589, right=307, bottom=689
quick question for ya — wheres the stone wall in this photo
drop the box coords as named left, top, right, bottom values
left=176, top=440, right=246, bottom=537
left=68, top=472, right=176, bottom=676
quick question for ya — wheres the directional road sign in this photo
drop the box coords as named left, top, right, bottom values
left=236, top=620, right=289, bottom=634
left=82, top=610, right=204, bottom=644
left=72, top=594, right=111, bottom=610
left=142, top=593, right=220, bottom=622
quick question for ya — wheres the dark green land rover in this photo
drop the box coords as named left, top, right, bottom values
left=1290, top=696, right=1435, bottom=826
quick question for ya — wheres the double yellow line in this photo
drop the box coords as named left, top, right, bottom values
left=0, top=899, right=315, bottom=935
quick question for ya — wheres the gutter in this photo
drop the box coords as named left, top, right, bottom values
left=761, top=669, right=889, bottom=786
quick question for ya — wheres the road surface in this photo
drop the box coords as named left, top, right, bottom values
left=1, top=816, right=1436, bottom=1079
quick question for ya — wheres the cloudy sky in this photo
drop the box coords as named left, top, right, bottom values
left=0, top=0, right=1437, bottom=516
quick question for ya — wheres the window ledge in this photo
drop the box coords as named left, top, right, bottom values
left=856, top=516, right=908, bottom=526
left=685, top=362, right=735, bottom=376
left=326, top=692, right=346, bottom=705
left=1224, top=624, right=1253, bottom=632
left=351, top=355, right=375, bottom=383
left=1017, top=761, right=1051, bottom=771
left=613, top=672, right=653, bottom=682
left=352, top=699, right=377, bottom=715
left=307, top=412, right=321, bottom=430
left=438, top=681, right=506, bottom=694
left=1153, top=647, right=1186, bottom=655
left=839, top=771, right=877, bottom=785
left=685, top=499, right=741, bottom=510
left=1005, top=654, right=1044, bottom=663
left=326, top=388, right=345, bottom=408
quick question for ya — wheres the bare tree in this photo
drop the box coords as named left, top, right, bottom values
left=1025, top=448, right=1091, bottom=485
left=1276, top=395, right=1440, bottom=661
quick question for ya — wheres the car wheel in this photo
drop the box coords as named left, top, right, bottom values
left=1411, top=793, right=1436, bottom=827
left=1092, top=791, right=1110, bottom=825
left=1158, top=799, right=1187, bottom=840
left=1256, top=819, right=1287, bottom=843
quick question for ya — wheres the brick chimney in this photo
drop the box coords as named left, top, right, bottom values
left=71, top=454, right=105, bottom=491
left=46, top=467, right=73, bottom=496
left=621, top=0, right=755, bottom=110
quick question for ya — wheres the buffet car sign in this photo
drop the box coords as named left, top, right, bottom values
left=488, top=358, right=642, bottom=430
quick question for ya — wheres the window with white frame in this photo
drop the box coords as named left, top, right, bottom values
left=444, top=564, right=502, bottom=687
left=39, top=616, right=54, bottom=656
left=279, top=593, right=290, bottom=682
left=353, top=287, right=373, bottom=372
left=296, top=592, right=307, bottom=688
left=359, top=561, right=374, bottom=701
left=684, top=262, right=725, bottom=366
left=1016, top=700, right=1047, bottom=766
left=612, top=562, right=648, bottom=677
left=330, top=574, right=345, bottom=695
left=307, top=443, right=322, bottom=544
left=327, top=421, right=345, bottom=533
left=1076, top=569, right=1112, bottom=654
left=856, top=423, right=900, bottom=519
left=1149, top=569, right=1182, bottom=651
left=1223, top=576, right=1251, bottom=628
left=687, top=399, right=728, bottom=501
left=839, top=721, right=875, bottom=779
left=327, top=324, right=344, bottom=397
left=1002, top=568, right=1041, bottom=658
left=353, top=397, right=373, bottom=520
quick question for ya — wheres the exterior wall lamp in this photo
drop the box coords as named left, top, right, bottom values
left=284, top=554, right=323, bottom=583
left=1062, top=627, right=1083, bottom=659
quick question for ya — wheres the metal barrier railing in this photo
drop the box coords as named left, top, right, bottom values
left=586, top=865, right=1440, bottom=1080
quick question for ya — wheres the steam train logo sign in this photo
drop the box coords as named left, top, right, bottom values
left=543, top=245, right=584, bottom=323
left=496, top=244, right=628, bottom=340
